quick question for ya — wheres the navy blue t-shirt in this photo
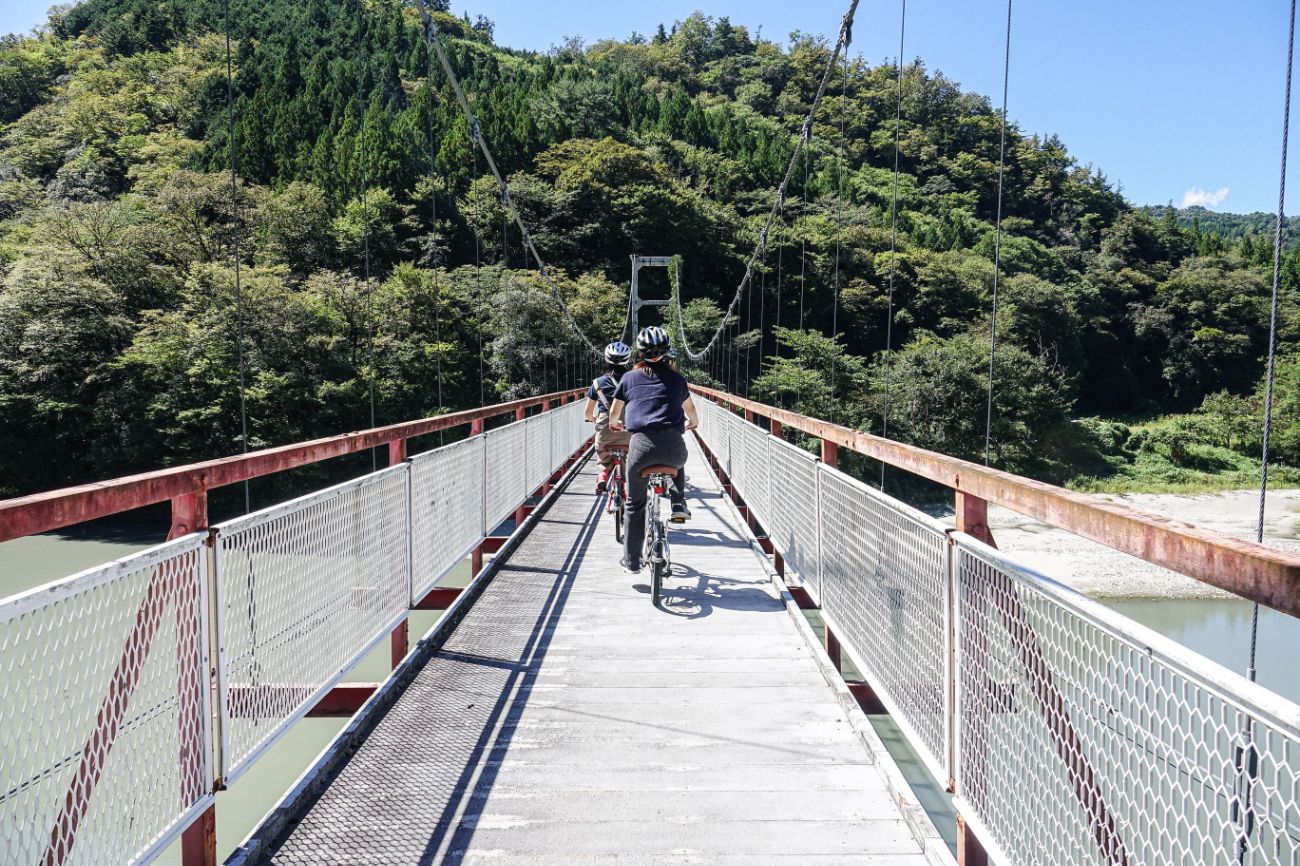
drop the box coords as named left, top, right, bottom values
left=612, top=366, right=689, bottom=433
left=586, top=373, right=620, bottom=415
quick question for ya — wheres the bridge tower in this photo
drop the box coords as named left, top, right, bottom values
left=629, top=254, right=676, bottom=339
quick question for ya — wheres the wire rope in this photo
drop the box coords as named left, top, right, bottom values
left=354, top=0, right=377, bottom=469
left=1236, top=4, right=1295, bottom=860
left=670, top=0, right=860, bottom=362
left=222, top=0, right=250, bottom=512
left=982, top=0, right=1012, bottom=467
left=880, top=0, right=907, bottom=487
left=411, top=0, right=609, bottom=356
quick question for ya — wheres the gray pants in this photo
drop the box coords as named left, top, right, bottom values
left=624, top=428, right=687, bottom=564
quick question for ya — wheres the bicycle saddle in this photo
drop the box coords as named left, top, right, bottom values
left=640, top=465, right=678, bottom=478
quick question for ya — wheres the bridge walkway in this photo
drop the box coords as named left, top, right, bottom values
left=236, top=436, right=937, bottom=865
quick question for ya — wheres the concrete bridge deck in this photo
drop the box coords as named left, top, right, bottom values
left=232, top=436, right=942, bottom=865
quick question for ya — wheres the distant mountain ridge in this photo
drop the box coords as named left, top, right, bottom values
left=1138, top=204, right=1300, bottom=246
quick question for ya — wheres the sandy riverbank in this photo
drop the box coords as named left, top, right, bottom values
left=938, top=488, right=1300, bottom=598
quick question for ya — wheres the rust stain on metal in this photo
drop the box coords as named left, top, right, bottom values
left=0, top=388, right=582, bottom=543
left=690, top=385, right=1300, bottom=618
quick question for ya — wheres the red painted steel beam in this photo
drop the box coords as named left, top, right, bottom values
left=0, top=389, right=582, bottom=543
left=690, top=385, right=1300, bottom=618
left=225, top=682, right=379, bottom=718
left=413, top=586, right=464, bottom=610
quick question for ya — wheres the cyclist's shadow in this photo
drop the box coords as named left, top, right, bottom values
left=633, top=564, right=784, bottom=619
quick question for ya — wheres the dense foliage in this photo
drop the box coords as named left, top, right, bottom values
left=2, top=0, right=1298, bottom=496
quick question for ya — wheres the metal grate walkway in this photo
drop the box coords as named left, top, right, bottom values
left=233, top=437, right=940, bottom=865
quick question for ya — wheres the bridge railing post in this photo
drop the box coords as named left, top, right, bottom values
left=169, top=491, right=218, bottom=866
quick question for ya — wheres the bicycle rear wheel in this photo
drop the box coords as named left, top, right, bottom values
left=651, top=558, right=663, bottom=606
left=614, top=503, right=624, bottom=543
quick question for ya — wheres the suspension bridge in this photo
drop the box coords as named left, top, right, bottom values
left=3, top=0, right=1300, bottom=864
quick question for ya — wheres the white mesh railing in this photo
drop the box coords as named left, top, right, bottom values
left=0, top=400, right=591, bottom=863
left=485, top=419, right=529, bottom=531
left=214, top=466, right=410, bottom=783
left=526, top=413, right=552, bottom=497
left=953, top=535, right=1300, bottom=866
left=692, top=392, right=1300, bottom=866
left=817, top=464, right=951, bottom=786
left=410, top=435, right=487, bottom=603
left=0, top=538, right=213, bottom=866
left=766, top=436, right=821, bottom=596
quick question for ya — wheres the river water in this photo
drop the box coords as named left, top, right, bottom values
left=1, top=527, right=1297, bottom=862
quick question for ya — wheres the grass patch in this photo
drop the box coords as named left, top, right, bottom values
left=1064, top=414, right=1300, bottom=494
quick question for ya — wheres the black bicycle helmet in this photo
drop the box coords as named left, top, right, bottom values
left=604, top=341, right=632, bottom=366
left=636, top=326, right=672, bottom=362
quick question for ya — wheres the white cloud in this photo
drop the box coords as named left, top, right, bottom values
left=1180, top=186, right=1230, bottom=209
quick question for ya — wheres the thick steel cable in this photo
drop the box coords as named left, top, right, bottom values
left=672, top=0, right=860, bottom=362
left=881, top=0, right=906, bottom=451
left=799, top=141, right=810, bottom=334
left=1236, top=5, right=1294, bottom=861
left=756, top=253, right=767, bottom=386
left=412, top=1, right=605, bottom=356
left=473, top=147, right=485, bottom=406
left=356, top=0, right=376, bottom=470
left=983, top=0, right=1012, bottom=467
left=422, top=49, right=445, bottom=441
left=745, top=248, right=754, bottom=396
left=222, top=0, right=250, bottom=512
left=830, top=47, right=849, bottom=421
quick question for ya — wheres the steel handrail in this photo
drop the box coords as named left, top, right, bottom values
left=0, top=388, right=584, bottom=543
left=689, top=385, right=1300, bottom=619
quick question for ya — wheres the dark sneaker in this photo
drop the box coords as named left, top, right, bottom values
left=619, top=555, right=641, bottom=574
left=595, top=479, right=607, bottom=494
left=670, top=502, right=691, bottom=523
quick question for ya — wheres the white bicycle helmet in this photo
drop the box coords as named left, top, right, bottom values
left=636, top=326, right=672, bottom=362
left=604, top=341, right=632, bottom=366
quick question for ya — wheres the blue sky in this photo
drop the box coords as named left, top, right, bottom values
left=5, top=0, right=1298, bottom=214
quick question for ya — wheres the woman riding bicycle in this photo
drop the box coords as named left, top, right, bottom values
left=608, top=326, right=699, bottom=574
left=585, top=341, right=633, bottom=494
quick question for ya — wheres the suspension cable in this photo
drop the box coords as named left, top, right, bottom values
left=983, top=0, right=1012, bottom=467
left=422, top=43, right=445, bottom=440
left=355, top=0, right=377, bottom=469
left=411, top=0, right=604, bottom=356
left=881, top=0, right=906, bottom=457
left=830, top=45, right=849, bottom=421
left=222, top=0, right=250, bottom=512
left=1235, top=12, right=1296, bottom=860
left=671, top=0, right=860, bottom=362
left=473, top=146, right=486, bottom=406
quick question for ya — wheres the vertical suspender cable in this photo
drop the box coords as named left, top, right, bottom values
left=881, top=0, right=906, bottom=453
left=473, top=145, right=486, bottom=406
left=423, top=47, right=445, bottom=442
left=1237, top=3, right=1294, bottom=861
left=983, top=0, right=1013, bottom=467
left=745, top=249, right=754, bottom=396
left=356, top=0, right=376, bottom=469
left=223, top=0, right=250, bottom=513
left=831, top=46, right=849, bottom=421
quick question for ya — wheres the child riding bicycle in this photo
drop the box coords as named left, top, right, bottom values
left=585, top=341, right=633, bottom=494
left=608, top=326, right=699, bottom=574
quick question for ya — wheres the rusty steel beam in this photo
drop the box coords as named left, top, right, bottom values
left=0, top=389, right=582, bottom=544
left=690, top=385, right=1300, bottom=618
left=413, top=586, right=464, bottom=610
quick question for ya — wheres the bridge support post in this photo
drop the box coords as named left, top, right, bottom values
left=743, top=409, right=754, bottom=423
left=770, top=419, right=783, bottom=439
left=956, top=814, right=988, bottom=866
left=181, top=803, right=217, bottom=866
left=171, top=492, right=217, bottom=866
left=472, top=545, right=484, bottom=578
left=823, top=625, right=841, bottom=673
left=515, top=406, right=526, bottom=422
left=955, top=492, right=996, bottom=548
left=820, top=440, right=838, bottom=469
left=388, top=438, right=407, bottom=466
left=390, top=620, right=408, bottom=669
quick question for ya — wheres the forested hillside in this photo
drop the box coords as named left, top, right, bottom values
left=2, top=0, right=1299, bottom=497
